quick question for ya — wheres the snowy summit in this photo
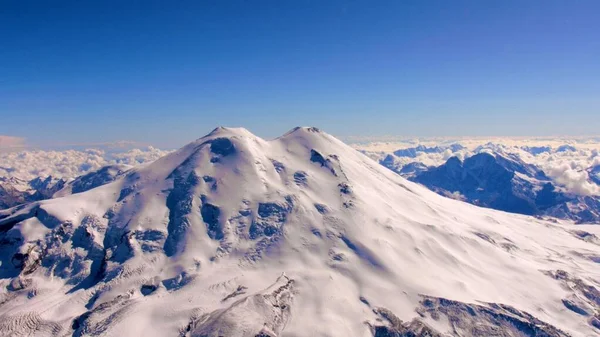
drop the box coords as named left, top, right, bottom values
left=0, top=127, right=599, bottom=336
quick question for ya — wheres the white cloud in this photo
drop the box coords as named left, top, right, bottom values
left=544, top=162, right=600, bottom=196
left=0, top=147, right=172, bottom=180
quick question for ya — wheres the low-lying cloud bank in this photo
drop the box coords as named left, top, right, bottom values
left=0, top=147, right=172, bottom=180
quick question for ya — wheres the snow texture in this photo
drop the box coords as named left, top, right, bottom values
left=0, top=127, right=599, bottom=336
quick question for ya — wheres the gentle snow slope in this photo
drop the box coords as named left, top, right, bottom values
left=0, top=127, right=599, bottom=337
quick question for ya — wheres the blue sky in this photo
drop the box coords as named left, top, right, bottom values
left=1, top=1, right=599, bottom=148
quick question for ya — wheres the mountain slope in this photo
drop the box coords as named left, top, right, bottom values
left=0, top=127, right=599, bottom=337
left=405, top=152, right=600, bottom=223
left=0, top=165, right=130, bottom=211
left=0, top=177, right=32, bottom=209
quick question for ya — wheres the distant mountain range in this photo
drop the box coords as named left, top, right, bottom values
left=0, top=165, right=129, bottom=210
left=590, top=164, right=600, bottom=186
left=379, top=148, right=600, bottom=224
left=392, top=144, right=465, bottom=158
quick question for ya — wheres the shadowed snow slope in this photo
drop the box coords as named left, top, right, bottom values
left=1, top=127, right=600, bottom=336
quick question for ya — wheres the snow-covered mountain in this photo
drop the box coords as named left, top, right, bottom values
left=0, top=176, right=67, bottom=210
left=378, top=149, right=600, bottom=223
left=392, top=144, right=465, bottom=158
left=1, top=127, right=600, bottom=336
left=0, top=177, right=34, bottom=209
left=0, top=165, right=130, bottom=210
left=591, top=165, right=600, bottom=186
left=521, top=145, right=552, bottom=155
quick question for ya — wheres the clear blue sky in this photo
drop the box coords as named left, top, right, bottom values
left=1, top=1, right=599, bottom=148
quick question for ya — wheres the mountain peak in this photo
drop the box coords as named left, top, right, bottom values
left=206, top=126, right=256, bottom=139
left=284, top=126, right=322, bottom=134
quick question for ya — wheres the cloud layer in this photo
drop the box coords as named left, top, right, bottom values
left=0, top=146, right=171, bottom=180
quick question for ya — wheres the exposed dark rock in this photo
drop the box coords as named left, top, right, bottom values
left=338, top=182, right=352, bottom=194
left=72, top=311, right=91, bottom=331
left=70, top=165, right=127, bottom=194
left=239, top=208, right=252, bottom=217
left=250, top=201, right=291, bottom=240
left=314, top=203, right=328, bottom=214
left=141, top=284, right=158, bottom=296
left=310, top=149, right=326, bottom=165
left=569, top=230, right=599, bottom=244
left=329, top=249, right=345, bottom=261
left=11, top=252, right=27, bottom=269
left=562, top=299, right=589, bottom=316
left=473, top=232, right=495, bottom=244
left=370, top=307, right=442, bottom=337
left=221, top=285, right=248, bottom=302
left=162, top=272, right=194, bottom=291
left=293, top=171, right=308, bottom=186
left=201, top=203, right=223, bottom=240
left=117, top=186, right=135, bottom=202
left=310, top=149, right=337, bottom=176
left=258, top=202, right=288, bottom=219
left=210, top=138, right=236, bottom=156
left=271, top=160, right=285, bottom=173
left=164, top=171, right=199, bottom=256
left=134, top=229, right=166, bottom=252
left=545, top=270, right=600, bottom=314
left=415, top=295, right=570, bottom=336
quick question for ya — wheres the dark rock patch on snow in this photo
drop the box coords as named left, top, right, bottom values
left=141, top=284, right=158, bottom=296
left=369, top=307, right=441, bottom=337
left=271, top=160, right=285, bottom=173
left=201, top=203, right=223, bottom=240
left=314, top=203, right=328, bottom=214
left=293, top=171, right=308, bottom=186
left=415, top=295, right=570, bottom=336
left=210, top=138, right=236, bottom=156
left=310, top=149, right=337, bottom=176
left=164, top=171, right=200, bottom=256
left=249, top=202, right=291, bottom=240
